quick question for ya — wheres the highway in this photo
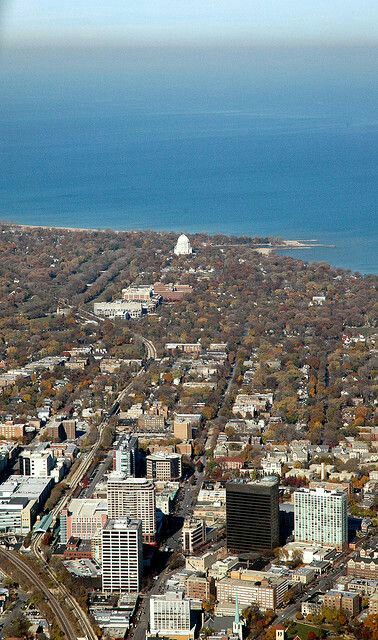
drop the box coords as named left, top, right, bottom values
left=0, top=546, right=78, bottom=640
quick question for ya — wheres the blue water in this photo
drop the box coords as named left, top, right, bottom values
left=0, top=46, right=377, bottom=274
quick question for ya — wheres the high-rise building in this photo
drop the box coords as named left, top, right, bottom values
left=149, top=592, right=193, bottom=638
left=113, top=434, right=138, bottom=477
left=107, top=473, right=156, bottom=544
left=102, top=518, right=143, bottom=593
left=226, top=477, right=279, bottom=554
left=294, top=487, right=348, bottom=550
left=146, top=452, right=182, bottom=481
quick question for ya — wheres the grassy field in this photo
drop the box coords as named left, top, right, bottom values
left=288, top=622, right=323, bottom=639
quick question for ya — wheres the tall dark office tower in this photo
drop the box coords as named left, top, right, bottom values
left=226, top=477, right=279, bottom=554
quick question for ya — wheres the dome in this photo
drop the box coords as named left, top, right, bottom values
left=174, top=234, right=193, bottom=256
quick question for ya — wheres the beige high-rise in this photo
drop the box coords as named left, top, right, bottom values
left=107, top=472, right=156, bottom=544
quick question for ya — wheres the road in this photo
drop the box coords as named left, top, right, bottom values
left=131, top=465, right=205, bottom=640
left=132, top=564, right=174, bottom=640
left=0, top=547, right=78, bottom=640
left=166, top=464, right=205, bottom=550
left=261, top=558, right=350, bottom=634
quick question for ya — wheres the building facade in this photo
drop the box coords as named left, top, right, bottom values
left=182, top=518, right=206, bottom=554
left=294, top=487, right=348, bottom=550
left=20, top=447, right=55, bottom=477
left=226, top=478, right=279, bottom=554
left=107, top=473, right=156, bottom=544
left=60, top=498, right=108, bottom=544
left=102, top=518, right=143, bottom=593
left=146, top=452, right=182, bottom=481
left=347, top=555, right=378, bottom=580
left=93, top=301, right=143, bottom=319
left=0, top=476, right=53, bottom=534
left=323, top=590, right=360, bottom=616
left=0, top=421, right=25, bottom=440
left=216, top=572, right=288, bottom=613
left=149, top=592, right=192, bottom=637
left=113, top=434, right=138, bottom=478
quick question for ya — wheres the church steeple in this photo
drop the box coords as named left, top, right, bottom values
left=235, top=594, right=240, bottom=625
left=232, top=594, right=243, bottom=640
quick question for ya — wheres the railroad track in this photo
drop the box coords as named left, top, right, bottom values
left=0, top=547, right=78, bottom=640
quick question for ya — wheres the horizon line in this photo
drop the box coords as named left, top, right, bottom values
left=2, top=34, right=378, bottom=51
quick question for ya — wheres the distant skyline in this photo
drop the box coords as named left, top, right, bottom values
left=2, top=0, right=378, bottom=47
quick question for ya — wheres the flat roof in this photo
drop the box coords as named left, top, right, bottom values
left=227, top=477, right=278, bottom=488
left=147, top=452, right=181, bottom=461
left=105, top=518, right=141, bottom=531
left=0, top=475, right=52, bottom=499
left=68, top=498, right=107, bottom=518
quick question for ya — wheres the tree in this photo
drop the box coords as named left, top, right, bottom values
left=3, top=611, right=31, bottom=638
left=363, top=614, right=378, bottom=640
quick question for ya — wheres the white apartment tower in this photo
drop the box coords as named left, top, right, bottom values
left=107, top=473, right=156, bottom=544
left=149, top=592, right=192, bottom=636
left=101, top=518, right=143, bottom=593
left=294, top=487, right=348, bottom=550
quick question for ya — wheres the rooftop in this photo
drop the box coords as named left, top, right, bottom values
left=105, top=517, right=141, bottom=531
left=0, top=475, right=52, bottom=500
left=66, top=498, right=107, bottom=518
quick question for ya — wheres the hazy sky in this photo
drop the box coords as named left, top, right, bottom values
left=2, top=0, right=378, bottom=46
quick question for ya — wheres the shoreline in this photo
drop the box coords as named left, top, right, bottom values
left=1, top=220, right=376, bottom=275
left=253, top=240, right=336, bottom=255
left=0, top=221, right=335, bottom=252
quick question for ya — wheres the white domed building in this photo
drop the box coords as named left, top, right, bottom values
left=174, top=234, right=193, bottom=256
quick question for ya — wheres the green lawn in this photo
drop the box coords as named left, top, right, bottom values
left=288, top=622, right=323, bottom=639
